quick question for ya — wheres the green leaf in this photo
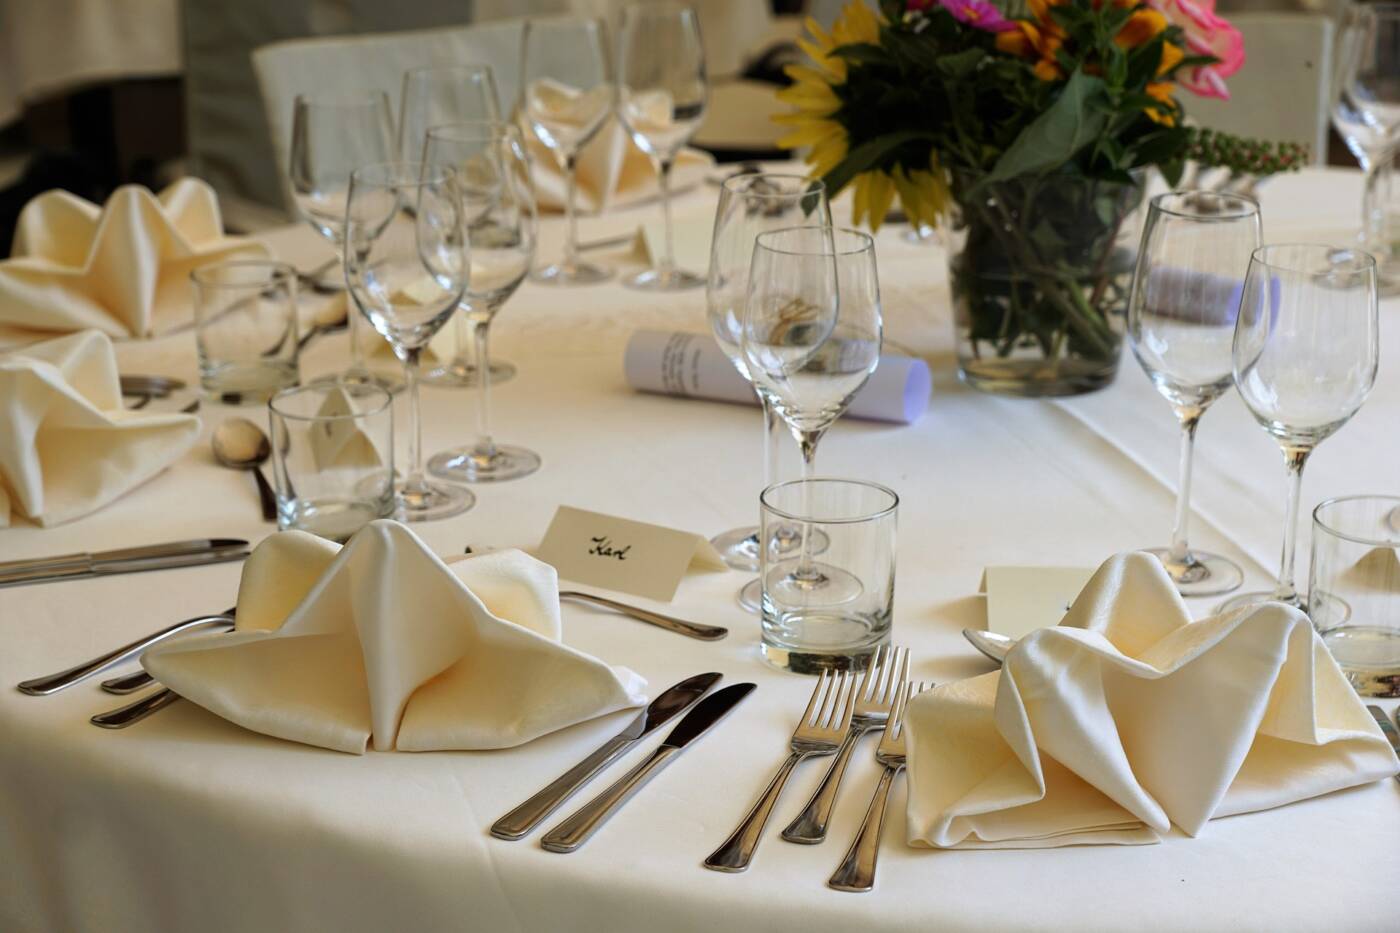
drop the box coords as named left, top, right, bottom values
left=987, top=71, right=1110, bottom=182
left=821, top=130, right=937, bottom=196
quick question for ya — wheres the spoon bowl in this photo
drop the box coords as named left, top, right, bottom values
left=212, top=418, right=277, bottom=521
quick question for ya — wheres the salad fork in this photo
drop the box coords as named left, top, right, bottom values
left=783, top=645, right=908, bottom=844
left=703, top=669, right=856, bottom=873
left=828, top=680, right=930, bottom=893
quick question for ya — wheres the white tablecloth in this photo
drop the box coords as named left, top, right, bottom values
left=1, top=167, right=1398, bottom=932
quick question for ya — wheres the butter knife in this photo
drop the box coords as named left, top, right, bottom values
left=492, top=672, right=722, bottom=839
left=541, top=682, right=756, bottom=853
left=1366, top=705, right=1400, bottom=784
left=0, top=540, right=249, bottom=588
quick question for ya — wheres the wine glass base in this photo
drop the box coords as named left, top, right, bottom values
left=531, top=259, right=613, bottom=286
left=422, top=358, right=517, bottom=388
left=1216, top=589, right=1305, bottom=615
left=623, top=266, right=704, bottom=292
left=397, top=479, right=475, bottom=522
left=738, top=577, right=763, bottom=614
left=428, top=444, right=541, bottom=483
left=711, top=527, right=761, bottom=572
left=1142, top=547, right=1244, bottom=597
left=765, top=562, right=863, bottom=606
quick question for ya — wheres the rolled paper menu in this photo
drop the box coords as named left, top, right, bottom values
left=623, top=330, right=931, bottom=424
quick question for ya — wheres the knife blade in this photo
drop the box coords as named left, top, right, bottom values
left=492, top=672, right=723, bottom=839
left=0, top=539, right=248, bottom=581
left=541, top=682, right=757, bottom=853
left=1366, top=705, right=1400, bottom=784
left=0, top=543, right=249, bottom=588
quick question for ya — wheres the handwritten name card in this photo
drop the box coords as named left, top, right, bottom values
left=978, top=566, right=1096, bottom=640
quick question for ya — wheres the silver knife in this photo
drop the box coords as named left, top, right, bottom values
left=0, top=540, right=249, bottom=588
left=541, top=682, right=757, bottom=853
left=492, top=672, right=723, bottom=839
left=1366, top=705, right=1400, bottom=784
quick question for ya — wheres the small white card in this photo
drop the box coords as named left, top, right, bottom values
left=978, top=566, right=1096, bottom=640
left=535, top=505, right=726, bottom=602
left=310, top=385, right=384, bottom=471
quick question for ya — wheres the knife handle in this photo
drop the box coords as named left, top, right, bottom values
left=491, top=732, right=637, bottom=840
left=540, top=745, right=680, bottom=852
left=0, top=552, right=89, bottom=577
left=0, top=562, right=94, bottom=588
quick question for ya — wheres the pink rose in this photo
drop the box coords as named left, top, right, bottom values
left=1149, top=0, right=1245, bottom=99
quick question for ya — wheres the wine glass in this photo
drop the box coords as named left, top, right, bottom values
left=742, top=226, right=882, bottom=604
left=521, top=17, right=613, bottom=286
left=617, top=2, right=708, bottom=292
left=344, top=161, right=474, bottom=521
left=707, top=173, right=830, bottom=609
left=290, top=93, right=396, bottom=389
left=425, top=122, right=541, bottom=483
left=399, top=65, right=517, bottom=391
left=1219, top=244, right=1379, bottom=612
left=1127, top=191, right=1260, bottom=596
left=1332, top=2, right=1400, bottom=285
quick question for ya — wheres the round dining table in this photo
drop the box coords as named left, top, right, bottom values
left=1, top=164, right=1398, bottom=932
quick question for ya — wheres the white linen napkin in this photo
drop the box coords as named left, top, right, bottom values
left=904, top=551, right=1400, bottom=849
left=142, top=521, right=648, bottom=754
left=0, top=331, right=199, bottom=527
left=0, top=178, right=268, bottom=345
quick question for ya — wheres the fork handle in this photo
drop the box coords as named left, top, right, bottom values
left=17, top=613, right=232, bottom=696
left=782, top=723, right=874, bottom=844
left=827, top=763, right=903, bottom=893
left=703, top=750, right=808, bottom=873
left=91, top=688, right=181, bottom=729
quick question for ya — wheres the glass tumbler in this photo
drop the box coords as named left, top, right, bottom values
left=1309, top=495, right=1400, bottom=697
left=268, top=382, right=395, bottom=543
left=759, top=478, right=897, bottom=674
left=192, top=260, right=300, bottom=403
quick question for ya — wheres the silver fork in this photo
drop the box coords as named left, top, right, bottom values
left=828, top=680, right=930, bottom=893
left=703, top=669, right=856, bottom=873
left=782, top=645, right=908, bottom=844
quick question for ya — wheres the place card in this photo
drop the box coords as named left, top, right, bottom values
left=536, top=505, right=726, bottom=602
left=310, top=385, right=383, bottom=471
left=978, top=566, right=1095, bottom=640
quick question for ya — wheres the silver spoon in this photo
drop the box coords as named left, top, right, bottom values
left=962, top=629, right=1016, bottom=665
left=296, top=298, right=349, bottom=354
left=212, top=419, right=277, bottom=522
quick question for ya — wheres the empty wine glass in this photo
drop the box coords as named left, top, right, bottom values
left=1128, top=191, right=1260, bottom=596
left=290, top=93, right=396, bottom=388
left=1219, top=244, right=1379, bottom=612
left=399, top=65, right=518, bottom=391
left=344, top=161, right=473, bottom=521
left=521, top=16, right=614, bottom=285
left=742, top=226, right=882, bottom=604
left=1332, top=2, right=1400, bottom=284
left=707, top=174, right=830, bottom=610
left=425, top=122, right=541, bottom=483
left=617, top=2, right=708, bottom=291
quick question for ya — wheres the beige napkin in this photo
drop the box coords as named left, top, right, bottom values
left=0, top=331, right=199, bottom=527
left=142, top=521, right=648, bottom=754
left=905, top=552, right=1400, bottom=849
left=0, top=178, right=267, bottom=345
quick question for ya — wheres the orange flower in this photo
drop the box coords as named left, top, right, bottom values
left=1144, top=81, right=1177, bottom=125
left=995, top=1, right=1066, bottom=82
left=1157, top=41, right=1184, bottom=74
left=1115, top=9, right=1167, bottom=48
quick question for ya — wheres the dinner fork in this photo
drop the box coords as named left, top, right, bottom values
left=783, top=645, right=908, bottom=844
left=703, top=669, right=856, bottom=873
left=827, top=680, right=930, bottom=893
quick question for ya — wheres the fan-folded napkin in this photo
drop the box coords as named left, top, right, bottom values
left=0, top=331, right=199, bottom=527
left=904, top=552, right=1400, bottom=849
left=527, top=118, right=713, bottom=215
left=0, top=178, right=267, bottom=345
left=142, top=521, right=648, bottom=754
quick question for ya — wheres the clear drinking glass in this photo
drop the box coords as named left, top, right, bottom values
left=1309, top=495, right=1400, bottom=697
left=706, top=174, right=830, bottom=588
left=398, top=64, right=517, bottom=390
left=344, top=161, right=473, bottom=522
left=191, top=260, right=300, bottom=403
left=289, top=93, right=396, bottom=387
left=424, top=122, right=542, bottom=483
left=521, top=16, right=614, bottom=286
left=1332, top=1, right=1400, bottom=286
left=1127, top=191, right=1260, bottom=596
left=1220, top=244, right=1380, bottom=612
left=742, top=227, right=882, bottom=604
left=617, top=2, right=708, bottom=291
left=759, top=479, right=897, bottom=673
left=268, top=381, right=395, bottom=542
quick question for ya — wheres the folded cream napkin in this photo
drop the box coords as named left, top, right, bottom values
left=142, top=521, right=648, bottom=754
left=904, top=552, right=1400, bottom=849
left=0, top=331, right=199, bottom=527
left=0, top=178, right=267, bottom=345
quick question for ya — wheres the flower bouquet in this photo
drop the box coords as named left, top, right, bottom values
left=777, top=0, right=1302, bottom=396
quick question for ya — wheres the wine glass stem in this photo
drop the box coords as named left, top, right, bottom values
left=452, top=311, right=475, bottom=371
left=1274, top=445, right=1310, bottom=602
left=1167, top=413, right=1201, bottom=565
left=795, top=428, right=824, bottom=579
left=403, top=348, right=426, bottom=492
left=1362, top=160, right=1391, bottom=262
left=474, top=317, right=496, bottom=458
left=762, top=394, right=780, bottom=491
left=656, top=155, right=676, bottom=273
left=563, top=152, right=582, bottom=269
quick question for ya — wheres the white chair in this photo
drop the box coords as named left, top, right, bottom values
left=1187, top=13, right=1334, bottom=163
